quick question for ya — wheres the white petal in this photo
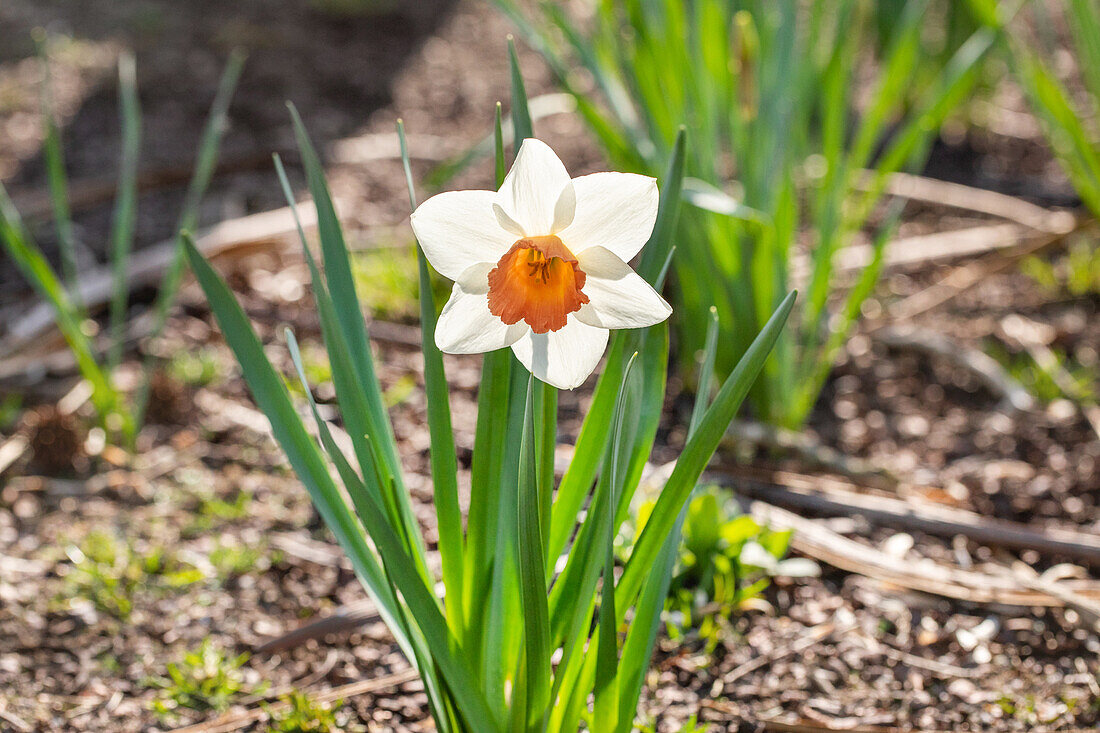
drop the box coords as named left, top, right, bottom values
left=434, top=263, right=527, bottom=354
left=511, top=316, right=609, bottom=390
left=551, top=181, right=576, bottom=233
left=498, top=138, right=572, bottom=236
left=493, top=203, right=525, bottom=237
left=558, top=172, right=658, bottom=262
left=574, top=247, right=672, bottom=329
left=411, top=190, right=513, bottom=280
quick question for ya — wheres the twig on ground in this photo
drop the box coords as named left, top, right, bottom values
left=268, top=531, right=352, bottom=570
left=724, top=621, right=844, bottom=684
left=1000, top=562, right=1100, bottom=633
left=0, top=203, right=318, bottom=357
left=703, top=698, right=953, bottom=733
left=0, top=435, right=28, bottom=474
left=884, top=215, right=1091, bottom=322
left=0, top=705, right=32, bottom=733
left=852, top=631, right=980, bottom=679
left=9, top=153, right=276, bottom=222
left=746, top=500, right=1100, bottom=608
left=718, top=464, right=1100, bottom=567
left=254, top=599, right=379, bottom=654
left=860, top=170, right=1074, bottom=232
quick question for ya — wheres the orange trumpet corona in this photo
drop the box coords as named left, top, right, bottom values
left=487, top=235, right=588, bottom=334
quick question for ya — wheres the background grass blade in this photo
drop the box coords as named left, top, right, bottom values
left=135, top=50, right=244, bottom=428
left=108, top=52, right=142, bottom=371
left=35, top=31, right=79, bottom=305
left=0, top=184, right=126, bottom=436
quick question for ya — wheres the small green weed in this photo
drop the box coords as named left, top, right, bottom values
left=993, top=690, right=1084, bottom=727
left=264, top=691, right=345, bottom=733
left=147, top=638, right=260, bottom=721
left=637, top=714, right=709, bottom=733
left=209, top=539, right=275, bottom=579
left=383, top=373, right=416, bottom=408
left=183, top=489, right=253, bottom=538
left=1021, top=239, right=1100, bottom=299
left=352, top=246, right=420, bottom=320
left=167, top=346, right=223, bottom=387
left=628, top=486, right=817, bottom=652
left=351, top=245, right=447, bottom=321
left=60, top=530, right=204, bottom=620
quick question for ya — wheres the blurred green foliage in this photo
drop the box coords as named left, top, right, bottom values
left=501, top=0, right=996, bottom=428
left=182, top=489, right=254, bottom=538
left=168, top=346, right=224, bottom=387
left=968, top=0, right=1100, bottom=218
left=352, top=245, right=448, bottom=321
left=60, top=530, right=204, bottom=620
left=1022, top=239, right=1100, bottom=299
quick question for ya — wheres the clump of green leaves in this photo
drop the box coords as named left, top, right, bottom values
left=629, top=486, right=817, bottom=652
left=59, top=530, right=204, bottom=620
left=967, top=0, right=1100, bottom=219
left=147, top=639, right=260, bottom=721
left=264, top=692, right=346, bottom=733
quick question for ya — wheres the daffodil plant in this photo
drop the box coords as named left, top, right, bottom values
left=184, top=57, right=793, bottom=733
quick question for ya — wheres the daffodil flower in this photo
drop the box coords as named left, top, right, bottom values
left=410, top=138, right=672, bottom=390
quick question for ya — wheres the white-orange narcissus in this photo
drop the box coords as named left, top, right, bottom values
left=410, top=138, right=671, bottom=390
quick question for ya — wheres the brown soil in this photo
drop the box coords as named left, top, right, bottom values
left=2, top=1, right=1099, bottom=732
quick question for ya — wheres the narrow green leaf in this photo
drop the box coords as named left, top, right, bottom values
left=288, top=104, right=428, bottom=568
left=0, top=184, right=123, bottom=433
left=35, top=32, right=79, bottom=304
left=616, top=291, right=797, bottom=617
left=494, top=102, right=507, bottom=186
left=108, top=51, right=142, bottom=371
left=636, top=127, right=686, bottom=284
left=547, top=127, right=685, bottom=564
left=136, top=50, right=244, bottom=427
left=517, top=376, right=551, bottom=733
left=509, top=36, right=535, bottom=142
left=689, top=306, right=720, bottom=433
left=593, top=353, right=639, bottom=731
